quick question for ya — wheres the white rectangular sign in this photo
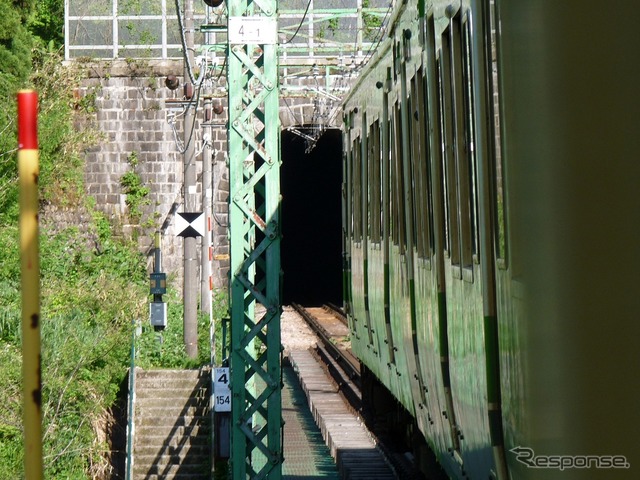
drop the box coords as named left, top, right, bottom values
left=228, top=16, right=277, bottom=45
left=213, top=367, right=231, bottom=412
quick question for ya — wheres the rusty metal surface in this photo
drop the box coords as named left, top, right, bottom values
left=292, top=304, right=360, bottom=380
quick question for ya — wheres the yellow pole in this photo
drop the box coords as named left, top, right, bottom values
left=18, top=89, right=43, bottom=480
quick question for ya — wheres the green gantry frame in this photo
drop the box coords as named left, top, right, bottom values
left=227, top=0, right=282, bottom=478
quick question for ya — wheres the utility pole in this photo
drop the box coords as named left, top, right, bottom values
left=183, top=0, right=198, bottom=359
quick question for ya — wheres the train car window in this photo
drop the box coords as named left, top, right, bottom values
left=450, top=12, right=474, bottom=275
left=389, top=107, right=397, bottom=246
left=382, top=85, right=391, bottom=248
left=410, top=72, right=428, bottom=260
left=393, top=102, right=407, bottom=254
left=416, top=67, right=433, bottom=260
left=353, top=137, right=362, bottom=243
left=362, top=119, right=369, bottom=245
left=408, top=79, right=420, bottom=252
left=424, top=14, right=445, bottom=266
left=462, top=17, right=480, bottom=264
left=440, top=26, right=460, bottom=266
left=436, top=58, right=448, bottom=253
left=371, top=120, right=382, bottom=244
left=486, top=0, right=508, bottom=265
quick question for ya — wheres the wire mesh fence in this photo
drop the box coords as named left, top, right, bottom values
left=64, top=0, right=393, bottom=61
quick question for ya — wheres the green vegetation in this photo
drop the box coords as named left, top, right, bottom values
left=137, top=290, right=228, bottom=369
left=362, top=0, right=382, bottom=41
left=121, top=151, right=151, bottom=222
left=0, top=0, right=34, bottom=100
left=0, top=1, right=228, bottom=478
left=28, top=0, right=65, bottom=49
left=0, top=37, right=148, bottom=474
left=328, top=17, right=339, bottom=36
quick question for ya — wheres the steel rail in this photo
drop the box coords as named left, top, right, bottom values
left=291, top=303, right=361, bottom=394
left=293, top=304, right=424, bottom=478
left=324, top=302, right=348, bottom=326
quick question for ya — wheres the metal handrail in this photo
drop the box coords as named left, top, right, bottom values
left=125, top=320, right=140, bottom=480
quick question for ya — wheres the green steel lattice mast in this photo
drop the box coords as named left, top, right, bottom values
left=227, top=0, right=283, bottom=478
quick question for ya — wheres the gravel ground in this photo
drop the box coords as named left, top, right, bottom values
left=253, top=304, right=318, bottom=355
left=280, top=305, right=318, bottom=355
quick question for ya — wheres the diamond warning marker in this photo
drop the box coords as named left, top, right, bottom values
left=176, top=212, right=205, bottom=237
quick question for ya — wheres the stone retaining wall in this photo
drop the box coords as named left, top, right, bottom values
left=76, top=59, right=345, bottom=295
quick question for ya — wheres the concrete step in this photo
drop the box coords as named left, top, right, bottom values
left=136, top=386, right=209, bottom=400
left=136, top=415, right=209, bottom=428
left=135, top=422, right=210, bottom=439
left=134, top=452, right=210, bottom=466
left=137, top=368, right=209, bottom=379
left=134, top=442, right=210, bottom=457
left=133, top=459, right=210, bottom=477
left=136, top=373, right=209, bottom=385
left=131, top=368, right=212, bottom=480
left=136, top=405, right=210, bottom=417
left=135, top=395, right=209, bottom=409
left=136, top=383, right=208, bottom=393
left=132, top=472, right=211, bottom=480
left=134, top=433, right=209, bottom=449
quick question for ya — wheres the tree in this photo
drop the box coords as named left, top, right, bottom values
left=0, top=0, right=33, bottom=98
left=28, top=0, right=65, bottom=48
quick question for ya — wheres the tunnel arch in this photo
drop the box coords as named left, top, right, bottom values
left=280, top=126, right=343, bottom=306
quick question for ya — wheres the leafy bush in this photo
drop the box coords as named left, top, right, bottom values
left=0, top=41, right=150, bottom=479
left=137, top=290, right=229, bottom=369
left=0, top=3, right=229, bottom=478
left=0, top=222, right=149, bottom=478
left=0, top=0, right=34, bottom=99
left=120, top=152, right=151, bottom=222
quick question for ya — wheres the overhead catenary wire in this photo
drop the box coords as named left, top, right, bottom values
left=284, top=0, right=314, bottom=44
left=357, top=3, right=393, bottom=69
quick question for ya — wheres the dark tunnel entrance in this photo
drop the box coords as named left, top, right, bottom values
left=281, top=128, right=343, bottom=306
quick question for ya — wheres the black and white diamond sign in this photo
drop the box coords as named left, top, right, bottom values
left=176, top=212, right=205, bottom=237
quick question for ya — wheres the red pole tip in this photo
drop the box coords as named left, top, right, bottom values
left=18, top=90, right=38, bottom=150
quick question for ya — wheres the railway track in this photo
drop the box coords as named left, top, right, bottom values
left=288, top=303, right=398, bottom=479
left=291, top=304, right=361, bottom=410
left=291, top=304, right=426, bottom=479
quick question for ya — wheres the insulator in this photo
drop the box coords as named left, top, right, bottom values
left=184, top=82, right=194, bottom=100
left=165, top=75, right=180, bottom=90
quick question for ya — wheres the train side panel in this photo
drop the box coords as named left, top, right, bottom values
left=343, top=1, right=504, bottom=478
left=437, top=5, right=495, bottom=477
left=498, top=2, right=640, bottom=478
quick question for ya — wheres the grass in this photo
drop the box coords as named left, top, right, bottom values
left=0, top=47, right=230, bottom=478
left=136, top=289, right=229, bottom=370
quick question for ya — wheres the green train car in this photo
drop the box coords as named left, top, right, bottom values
left=341, top=1, right=640, bottom=479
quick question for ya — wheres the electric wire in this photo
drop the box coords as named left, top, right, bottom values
left=174, top=0, right=197, bottom=84
left=174, top=0, right=208, bottom=88
left=169, top=72, right=206, bottom=156
left=284, top=0, right=314, bottom=44
left=357, top=3, right=393, bottom=69
left=282, top=96, right=303, bottom=126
